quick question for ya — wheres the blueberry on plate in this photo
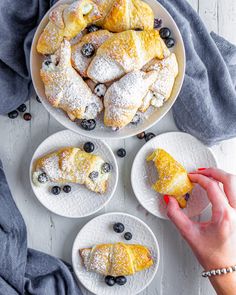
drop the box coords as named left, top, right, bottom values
left=159, top=27, right=171, bottom=39
left=105, top=276, right=116, bottom=286
left=89, top=171, right=99, bottom=180
left=137, top=132, right=145, bottom=139
left=63, top=185, right=71, bottom=193
left=117, top=148, right=126, bottom=158
left=113, top=222, right=125, bottom=233
left=44, top=60, right=52, bottom=66
left=23, top=113, right=32, bottom=121
left=145, top=132, right=155, bottom=142
left=8, top=110, right=18, bottom=119
left=51, top=186, right=61, bottom=195
left=124, top=232, right=132, bottom=241
left=154, top=18, right=162, bottom=29
left=80, top=119, right=96, bottom=131
left=38, top=173, right=49, bottom=184
left=165, top=37, right=175, bottom=48
left=83, top=142, right=95, bottom=153
left=102, top=163, right=111, bottom=173
left=17, top=104, right=27, bottom=113
left=115, top=276, right=127, bottom=286
left=131, top=114, right=141, bottom=125
left=185, top=193, right=190, bottom=201
left=81, top=43, right=95, bottom=58
left=87, top=25, right=101, bottom=33
left=94, top=83, right=107, bottom=98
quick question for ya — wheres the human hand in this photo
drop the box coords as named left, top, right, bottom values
left=166, top=168, right=236, bottom=295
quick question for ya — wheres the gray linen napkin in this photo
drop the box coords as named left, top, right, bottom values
left=0, top=160, right=82, bottom=295
left=0, top=0, right=235, bottom=145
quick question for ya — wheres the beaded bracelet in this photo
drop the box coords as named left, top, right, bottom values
left=202, top=265, right=236, bottom=278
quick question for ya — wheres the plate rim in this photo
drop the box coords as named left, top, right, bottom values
left=131, top=131, right=218, bottom=220
left=29, top=129, right=119, bottom=218
left=30, top=0, right=186, bottom=140
left=71, top=211, right=160, bottom=295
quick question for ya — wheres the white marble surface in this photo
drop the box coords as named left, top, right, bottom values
left=0, top=0, right=236, bottom=294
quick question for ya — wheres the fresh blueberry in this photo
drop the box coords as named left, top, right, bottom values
left=124, top=232, right=132, bottom=241
left=185, top=193, right=190, bottom=201
left=154, top=18, right=162, bottom=29
left=145, top=132, right=155, bottom=142
left=80, top=119, right=96, bottom=131
left=17, top=104, right=27, bottom=113
left=94, top=83, right=107, bottom=98
left=83, top=142, right=95, bottom=153
left=44, top=60, right=52, bottom=66
left=160, top=27, right=171, bottom=39
left=131, top=114, right=141, bottom=125
left=81, top=43, right=95, bottom=58
left=23, top=113, right=32, bottom=121
left=115, top=276, right=127, bottom=286
left=89, top=171, right=99, bottom=180
left=117, top=148, right=126, bottom=158
left=137, top=132, right=146, bottom=139
left=105, top=276, right=116, bottom=286
left=38, top=173, right=49, bottom=184
left=51, top=186, right=61, bottom=195
left=165, top=37, right=175, bottom=48
left=87, top=25, right=101, bottom=33
left=113, top=222, right=125, bottom=233
left=63, top=185, right=71, bottom=193
left=8, top=110, right=18, bottom=119
left=102, top=163, right=111, bottom=173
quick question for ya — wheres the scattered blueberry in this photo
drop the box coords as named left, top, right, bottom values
left=154, top=18, right=162, bottom=29
left=80, top=119, right=96, bottom=131
left=165, top=37, right=175, bottom=48
left=83, top=142, right=95, bottom=153
left=102, top=162, right=111, bottom=173
left=87, top=25, right=101, bottom=33
left=117, top=148, right=126, bottom=158
left=124, top=232, right=132, bottom=241
left=115, top=276, right=127, bottom=286
left=38, top=173, right=49, bottom=184
left=131, top=114, right=141, bottom=125
left=113, top=222, right=125, bottom=233
left=89, top=171, right=99, bottom=180
left=44, top=60, right=52, bottom=66
left=137, top=132, right=146, bottom=139
left=94, top=83, right=107, bottom=98
left=17, top=104, right=27, bottom=112
left=36, top=96, right=41, bottom=103
left=51, top=186, right=61, bottom=195
left=160, top=27, right=171, bottom=39
left=63, top=185, right=71, bottom=193
left=81, top=43, right=95, bottom=58
left=8, top=110, right=19, bottom=119
left=23, top=113, right=32, bottom=121
left=185, top=193, right=190, bottom=201
left=105, top=276, right=116, bottom=286
left=145, top=132, right=155, bottom=142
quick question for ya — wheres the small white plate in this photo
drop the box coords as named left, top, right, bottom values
left=29, top=130, right=118, bottom=218
left=30, top=0, right=185, bottom=140
left=131, top=132, right=218, bottom=219
left=72, top=212, right=159, bottom=295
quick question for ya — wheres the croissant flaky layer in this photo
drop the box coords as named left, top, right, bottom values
left=147, top=149, right=194, bottom=208
left=33, top=147, right=109, bottom=194
left=80, top=242, right=153, bottom=276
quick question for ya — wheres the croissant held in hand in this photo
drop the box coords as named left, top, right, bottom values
left=80, top=242, right=153, bottom=276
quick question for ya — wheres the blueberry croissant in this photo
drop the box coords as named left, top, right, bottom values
left=80, top=242, right=153, bottom=276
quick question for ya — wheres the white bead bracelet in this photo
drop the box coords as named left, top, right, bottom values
left=202, top=265, right=236, bottom=278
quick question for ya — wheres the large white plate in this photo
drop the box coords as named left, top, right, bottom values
left=29, top=130, right=118, bottom=218
left=131, top=132, right=218, bottom=219
left=72, top=212, right=159, bottom=295
left=30, top=0, right=185, bottom=139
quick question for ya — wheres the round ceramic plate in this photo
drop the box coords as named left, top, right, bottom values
left=131, top=132, right=218, bottom=219
left=29, top=130, right=118, bottom=218
left=30, top=0, right=185, bottom=139
left=72, top=212, right=159, bottom=295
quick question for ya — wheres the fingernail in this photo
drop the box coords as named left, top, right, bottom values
left=163, top=195, right=170, bottom=205
left=198, top=168, right=206, bottom=171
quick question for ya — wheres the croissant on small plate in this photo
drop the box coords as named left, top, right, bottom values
left=80, top=242, right=153, bottom=276
left=146, top=149, right=194, bottom=208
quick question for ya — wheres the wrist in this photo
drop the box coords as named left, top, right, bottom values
left=209, top=272, right=236, bottom=295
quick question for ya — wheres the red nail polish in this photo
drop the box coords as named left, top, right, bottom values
left=198, top=168, right=206, bottom=171
left=163, top=195, right=170, bottom=205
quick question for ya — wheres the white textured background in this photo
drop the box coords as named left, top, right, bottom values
left=0, top=0, right=236, bottom=294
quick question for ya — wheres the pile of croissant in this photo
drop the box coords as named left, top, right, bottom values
left=37, top=0, right=179, bottom=130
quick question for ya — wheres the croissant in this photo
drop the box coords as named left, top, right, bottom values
left=40, top=39, right=103, bottom=121
left=71, top=30, right=113, bottom=77
left=104, top=70, right=158, bottom=129
left=37, top=0, right=102, bottom=54
left=146, top=149, right=194, bottom=208
left=80, top=242, right=153, bottom=276
left=33, top=147, right=110, bottom=194
left=87, top=29, right=170, bottom=83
